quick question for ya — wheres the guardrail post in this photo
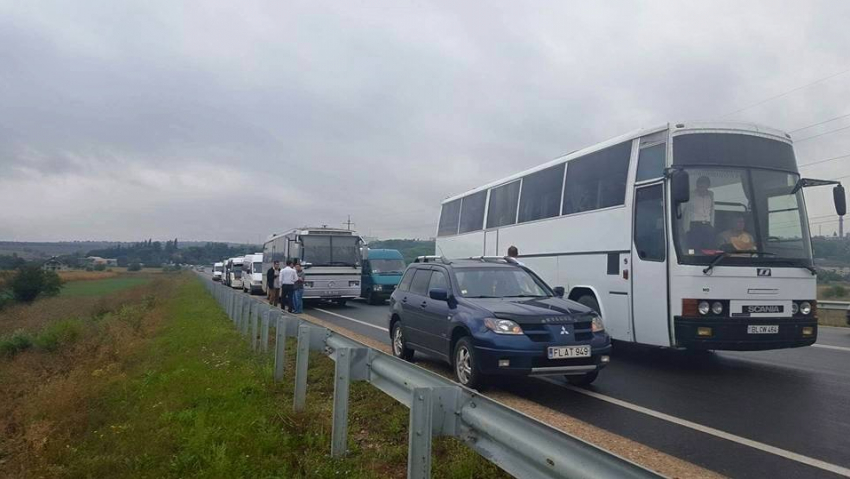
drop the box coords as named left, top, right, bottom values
left=235, top=295, right=243, bottom=328
left=274, top=315, right=286, bottom=382
left=251, top=304, right=260, bottom=352
left=261, top=309, right=270, bottom=353
left=331, top=347, right=352, bottom=457
left=228, top=291, right=235, bottom=321
left=408, top=387, right=433, bottom=479
left=293, top=325, right=311, bottom=411
left=242, top=301, right=252, bottom=337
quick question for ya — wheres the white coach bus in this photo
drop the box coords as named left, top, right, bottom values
left=435, top=122, right=845, bottom=351
left=263, top=227, right=363, bottom=305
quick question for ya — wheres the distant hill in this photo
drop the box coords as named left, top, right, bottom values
left=0, top=241, right=245, bottom=260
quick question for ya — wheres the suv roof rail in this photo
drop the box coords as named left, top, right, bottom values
left=467, top=255, right=521, bottom=265
left=413, top=255, right=451, bottom=264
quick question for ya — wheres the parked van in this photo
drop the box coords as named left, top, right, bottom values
left=361, top=249, right=406, bottom=304
left=213, top=262, right=223, bottom=281
left=228, top=257, right=245, bottom=289
left=242, top=253, right=264, bottom=294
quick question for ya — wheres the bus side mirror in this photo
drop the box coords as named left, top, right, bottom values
left=834, top=184, right=846, bottom=217
left=671, top=170, right=690, bottom=205
left=553, top=286, right=565, bottom=298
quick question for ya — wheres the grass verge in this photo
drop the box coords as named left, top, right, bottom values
left=2, top=274, right=506, bottom=478
left=59, top=277, right=151, bottom=298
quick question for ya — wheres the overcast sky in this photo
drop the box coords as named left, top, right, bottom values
left=2, top=0, right=849, bottom=242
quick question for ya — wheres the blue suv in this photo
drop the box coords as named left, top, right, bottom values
left=388, top=256, right=611, bottom=389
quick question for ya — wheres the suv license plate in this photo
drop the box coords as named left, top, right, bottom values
left=747, top=325, right=779, bottom=334
left=548, top=345, right=591, bottom=359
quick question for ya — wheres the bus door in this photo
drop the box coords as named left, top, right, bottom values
left=631, top=182, right=670, bottom=346
left=484, top=230, right=498, bottom=256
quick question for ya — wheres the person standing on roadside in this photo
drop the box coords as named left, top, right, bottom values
left=507, top=245, right=526, bottom=266
left=267, top=261, right=280, bottom=305
left=292, top=261, right=305, bottom=314
left=279, top=260, right=297, bottom=312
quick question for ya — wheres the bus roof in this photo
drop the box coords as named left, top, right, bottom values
left=265, top=226, right=359, bottom=243
left=440, top=121, right=792, bottom=204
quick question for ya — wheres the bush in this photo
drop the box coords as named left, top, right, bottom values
left=33, top=320, right=83, bottom=352
left=93, top=263, right=107, bottom=271
left=0, top=330, right=33, bottom=357
left=824, top=284, right=848, bottom=299
left=0, top=289, right=13, bottom=311
left=8, top=266, right=63, bottom=303
left=127, top=263, right=142, bottom=272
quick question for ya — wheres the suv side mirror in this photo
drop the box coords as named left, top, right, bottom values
left=834, top=184, right=846, bottom=217
left=429, top=288, right=449, bottom=301
left=553, top=286, right=565, bottom=298
left=670, top=169, right=690, bottom=205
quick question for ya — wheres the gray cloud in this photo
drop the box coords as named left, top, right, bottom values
left=1, top=0, right=850, bottom=241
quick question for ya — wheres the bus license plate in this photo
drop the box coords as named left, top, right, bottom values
left=321, top=291, right=339, bottom=297
left=747, top=325, right=779, bottom=334
left=548, top=345, right=591, bottom=359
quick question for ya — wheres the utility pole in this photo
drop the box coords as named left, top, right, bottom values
left=344, top=215, right=355, bottom=231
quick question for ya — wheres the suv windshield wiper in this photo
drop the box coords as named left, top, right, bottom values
left=465, top=295, right=501, bottom=298
left=509, top=294, right=549, bottom=298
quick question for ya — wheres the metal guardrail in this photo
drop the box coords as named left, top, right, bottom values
left=818, top=300, right=850, bottom=311
left=199, top=274, right=662, bottom=479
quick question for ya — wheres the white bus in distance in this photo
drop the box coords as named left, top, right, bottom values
left=227, top=256, right=245, bottom=289
left=435, top=122, right=845, bottom=351
left=263, top=227, right=362, bottom=305
left=212, top=262, right=223, bottom=281
left=241, top=253, right=264, bottom=294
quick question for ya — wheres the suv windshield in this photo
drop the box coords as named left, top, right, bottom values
left=672, top=135, right=812, bottom=267
left=371, top=259, right=405, bottom=274
left=454, top=267, right=551, bottom=298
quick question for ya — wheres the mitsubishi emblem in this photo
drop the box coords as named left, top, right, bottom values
left=560, top=326, right=570, bottom=335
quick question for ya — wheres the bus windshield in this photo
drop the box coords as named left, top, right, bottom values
left=302, top=235, right=360, bottom=266
left=672, top=136, right=812, bottom=267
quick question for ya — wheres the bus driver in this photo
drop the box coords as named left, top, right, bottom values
left=718, top=216, right=755, bottom=252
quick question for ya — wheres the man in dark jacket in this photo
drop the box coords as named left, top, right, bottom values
left=267, top=261, right=280, bottom=305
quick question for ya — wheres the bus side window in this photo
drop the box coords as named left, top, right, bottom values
left=636, top=143, right=666, bottom=182
left=634, top=185, right=666, bottom=262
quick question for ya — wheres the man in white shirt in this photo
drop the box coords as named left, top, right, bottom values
left=685, top=175, right=715, bottom=252
left=279, top=260, right=298, bottom=312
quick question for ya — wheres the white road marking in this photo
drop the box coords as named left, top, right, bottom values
left=313, top=308, right=389, bottom=332
left=554, top=381, right=850, bottom=478
left=813, top=343, right=850, bottom=353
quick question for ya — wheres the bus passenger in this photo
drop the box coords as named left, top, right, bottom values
left=685, top=176, right=715, bottom=252
left=718, top=216, right=755, bottom=252
left=279, top=260, right=297, bottom=312
left=267, top=261, right=280, bottom=305
left=292, top=262, right=305, bottom=314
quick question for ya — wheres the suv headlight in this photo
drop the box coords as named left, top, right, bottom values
left=591, top=315, right=605, bottom=333
left=483, top=318, right=523, bottom=335
left=373, top=285, right=383, bottom=291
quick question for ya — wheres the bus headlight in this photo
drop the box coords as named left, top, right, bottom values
left=483, top=318, right=523, bottom=335
left=800, top=301, right=812, bottom=315
left=791, top=302, right=799, bottom=314
left=591, top=315, right=605, bottom=333
left=349, top=280, right=360, bottom=287
left=698, top=301, right=710, bottom=315
left=711, top=302, right=723, bottom=315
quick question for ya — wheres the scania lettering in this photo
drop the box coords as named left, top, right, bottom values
left=263, top=227, right=362, bottom=305
left=435, top=122, right=845, bottom=351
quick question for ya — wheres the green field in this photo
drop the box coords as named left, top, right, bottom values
left=59, top=277, right=151, bottom=297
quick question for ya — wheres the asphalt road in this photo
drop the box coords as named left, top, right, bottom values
left=206, top=273, right=850, bottom=479
left=302, top=298, right=850, bottom=479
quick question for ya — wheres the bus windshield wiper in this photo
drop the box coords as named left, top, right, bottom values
left=703, top=252, right=731, bottom=275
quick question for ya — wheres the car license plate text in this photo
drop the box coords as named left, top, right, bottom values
left=547, top=345, right=591, bottom=359
left=747, top=325, right=779, bottom=334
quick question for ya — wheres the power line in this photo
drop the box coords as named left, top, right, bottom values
left=799, top=152, right=850, bottom=169
left=795, top=124, right=850, bottom=143
left=718, top=67, right=850, bottom=118
left=788, top=112, right=850, bottom=134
